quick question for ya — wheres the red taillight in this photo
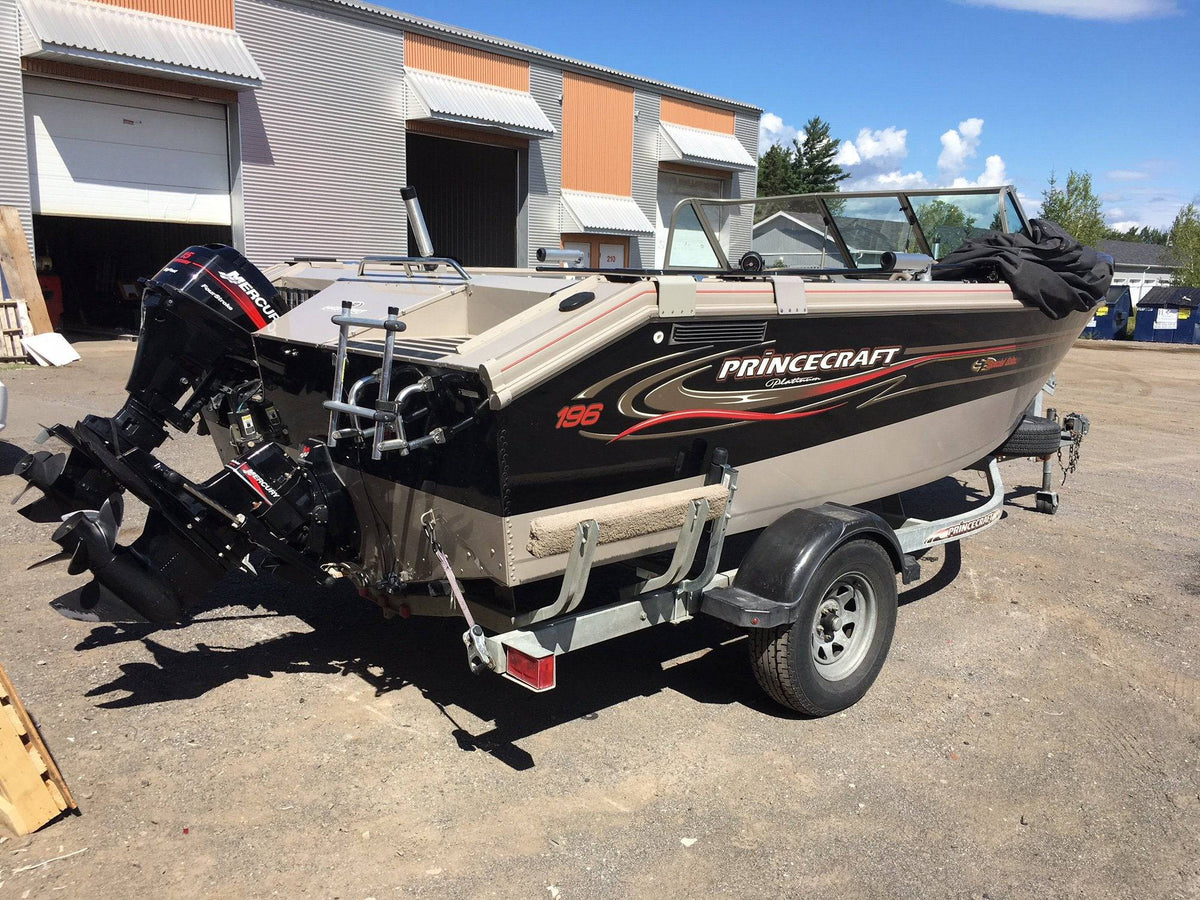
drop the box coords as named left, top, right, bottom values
left=505, top=646, right=556, bottom=691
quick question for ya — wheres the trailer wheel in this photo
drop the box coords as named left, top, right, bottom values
left=749, top=540, right=897, bottom=716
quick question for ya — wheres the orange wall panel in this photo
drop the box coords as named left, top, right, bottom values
left=562, top=72, right=633, bottom=196
left=660, top=96, right=735, bottom=134
left=92, top=0, right=233, bottom=29
left=405, top=33, right=528, bottom=91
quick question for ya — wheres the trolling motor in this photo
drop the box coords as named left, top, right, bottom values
left=16, top=245, right=358, bottom=624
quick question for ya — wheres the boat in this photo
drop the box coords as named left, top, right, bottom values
left=15, top=185, right=1108, bottom=714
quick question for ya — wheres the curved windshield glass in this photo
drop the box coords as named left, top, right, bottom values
left=664, top=186, right=1028, bottom=271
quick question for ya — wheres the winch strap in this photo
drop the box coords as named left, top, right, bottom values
left=432, top=545, right=480, bottom=634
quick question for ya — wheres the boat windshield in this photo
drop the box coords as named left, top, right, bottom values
left=663, top=185, right=1029, bottom=272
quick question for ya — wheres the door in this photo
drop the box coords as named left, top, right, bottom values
left=24, top=79, right=232, bottom=225
left=656, top=169, right=729, bottom=267
left=405, top=134, right=519, bottom=266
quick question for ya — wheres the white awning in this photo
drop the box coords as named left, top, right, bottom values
left=406, top=69, right=554, bottom=139
left=561, top=190, right=653, bottom=235
left=659, top=122, right=754, bottom=170
left=18, top=0, right=263, bottom=90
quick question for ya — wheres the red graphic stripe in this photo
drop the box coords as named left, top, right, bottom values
left=172, top=258, right=268, bottom=329
left=609, top=404, right=844, bottom=442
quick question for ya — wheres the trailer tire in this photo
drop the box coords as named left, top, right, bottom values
left=997, top=415, right=1061, bottom=458
left=749, top=539, right=897, bottom=716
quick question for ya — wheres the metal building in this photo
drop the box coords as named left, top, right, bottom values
left=0, top=0, right=760, bottom=327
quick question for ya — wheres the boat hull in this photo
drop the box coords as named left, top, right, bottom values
left=252, top=302, right=1087, bottom=593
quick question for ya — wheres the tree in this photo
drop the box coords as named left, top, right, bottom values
left=757, top=142, right=796, bottom=198
left=1168, top=202, right=1200, bottom=287
left=1104, top=223, right=1169, bottom=244
left=790, top=116, right=849, bottom=194
left=1040, top=169, right=1106, bottom=248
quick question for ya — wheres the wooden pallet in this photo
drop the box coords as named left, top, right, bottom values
left=1, top=299, right=29, bottom=361
left=0, top=665, right=76, bottom=835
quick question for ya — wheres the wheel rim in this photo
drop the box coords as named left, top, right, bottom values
left=809, top=571, right=878, bottom=682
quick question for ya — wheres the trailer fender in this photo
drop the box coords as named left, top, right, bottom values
left=700, top=504, right=910, bottom=629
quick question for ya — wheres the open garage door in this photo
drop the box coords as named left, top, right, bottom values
left=406, top=133, right=518, bottom=267
left=24, top=78, right=232, bottom=225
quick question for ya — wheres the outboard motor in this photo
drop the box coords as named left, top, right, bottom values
left=17, top=245, right=358, bottom=625
left=16, top=245, right=282, bottom=511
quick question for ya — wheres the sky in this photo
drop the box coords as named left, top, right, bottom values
left=385, top=0, right=1199, bottom=231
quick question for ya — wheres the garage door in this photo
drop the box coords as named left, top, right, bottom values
left=24, top=79, right=232, bottom=225
left=406, top=133, right=518, bottom=267
left=656, top=170, right=728, bottom=267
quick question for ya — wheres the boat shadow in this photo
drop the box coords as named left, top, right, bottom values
left=73, top=475, right=1014, bottom=770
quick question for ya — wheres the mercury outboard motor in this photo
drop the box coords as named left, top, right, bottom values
left=16, top=245, right=282, bottom=511
left=17, top=245, right=358, bottom=625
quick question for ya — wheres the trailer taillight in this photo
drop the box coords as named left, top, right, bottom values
left=505, top=646, right=556, bottom=691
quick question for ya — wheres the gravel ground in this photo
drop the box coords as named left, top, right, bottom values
left=0, top=339, right=1197, bottom=899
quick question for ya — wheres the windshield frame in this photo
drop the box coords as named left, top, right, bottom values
left=663, top=184, right=1029, bottom=272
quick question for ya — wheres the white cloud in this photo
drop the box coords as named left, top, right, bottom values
left=759, top=112, right=799, bottom=148
left=1109, top=220, right=1142, bottom=231
left=960, top=0, right=1178, bottom=21
left=951, top=154, right=1008, bottom=187
left=853, top=127, right=908, bottom=162
left=847, top=169, right=930, bottom=191
left=834, top=140, right=861, bottom=166
left=1106, top=169, right=1150, bottom=181
left=938, top=118, right=985, bottom=176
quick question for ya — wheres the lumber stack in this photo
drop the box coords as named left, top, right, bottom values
left=0, top=665, right=76, bottom=835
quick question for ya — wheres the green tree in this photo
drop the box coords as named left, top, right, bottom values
left=790, top=116, right=849, bottom=194
left=1040, top=169, right=1106, bottom=247
left=757, top=142, right=796, bottom=198
left=1103, top=224, right=1169, bottom=244
left=1168, top=202, right=1200, bottom=287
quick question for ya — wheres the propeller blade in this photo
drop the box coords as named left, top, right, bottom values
left=10, top=481, right=34, bottom=507
left=96, top=494, right=123, bottom=550
left=13, top=450, right=67, bottom=494
left=28, top=549, right=72, bottom=570
left=67, top=540, right=92, bottom=576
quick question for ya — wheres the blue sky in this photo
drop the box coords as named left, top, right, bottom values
left=387, top=0, right=1198, bottom=230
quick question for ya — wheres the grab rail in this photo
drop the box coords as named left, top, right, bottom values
left=356, top=256, right=470, bottom=280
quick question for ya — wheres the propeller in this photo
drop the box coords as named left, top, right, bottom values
left=11, top=450, right=67, bottom=506
left=49, top=493, right=124, bottom=576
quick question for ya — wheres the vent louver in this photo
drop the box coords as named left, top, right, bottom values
left=670, top=321, right=768, bottom=345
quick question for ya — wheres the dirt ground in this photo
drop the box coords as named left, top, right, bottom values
left=0, top=339, right=1197, bottom=899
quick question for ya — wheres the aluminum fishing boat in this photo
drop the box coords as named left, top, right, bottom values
left=15, top=185, right=1107, bottom=714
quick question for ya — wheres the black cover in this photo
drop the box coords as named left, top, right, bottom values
left=932, top=219, right=1113, bottom=320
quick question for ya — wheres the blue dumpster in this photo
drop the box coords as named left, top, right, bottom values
left=1082, top=285, right=1132, bottom=340
left=1133, top=287, right=1200, bottom=344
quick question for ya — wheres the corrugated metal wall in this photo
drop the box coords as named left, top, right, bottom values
left=95, top=0, right=234, bottom=29
left=0, top=0, right=32, bottom=255
left=234, top=0, right=406, bottom=266
left=660, top=95, right=734, bottom=134
left=561, top=72, right=632, bottom=196
left=728, top=110, right=759, bottom=261
left=631, top=90, right=659, bottom=268
left=406, top=33, right=527, bottom=91
left=525, top=63, right=561, bottom=266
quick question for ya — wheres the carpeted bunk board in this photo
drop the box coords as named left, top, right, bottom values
left=527, top=483, right=729, bottom=559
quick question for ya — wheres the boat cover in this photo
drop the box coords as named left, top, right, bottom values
left=932, top=219, right=1112, bottom=320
